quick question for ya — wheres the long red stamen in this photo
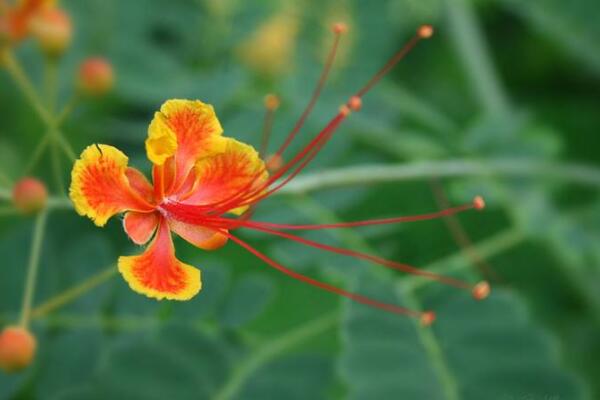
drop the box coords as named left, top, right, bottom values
left=222, top=229, right=433, bottom=323
left=211, top=111, right=347, bottom=214
left=207, top=199, right=476, bottom=231
left=354, top=25, right=433, bottom=98
left=209, top=220, right=474, bottom=291
left=260, top=94, right=280, bottom=158
left=429, top=180, right=500, bottom=282
left=274, top=23, right=345, bottom=158
left=197, top=25, right=435, bottom=215
left=223, top=25, right=435, bottom=211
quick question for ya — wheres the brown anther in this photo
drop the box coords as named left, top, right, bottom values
left=420, top=311, right=436, bottom=327
left=264, top=94, right=280, bottom=111
left=348, top=96, right=362, bottom=112
left=417, top=24, right=434, bottom=39
left=339, top=104, right=351, bottom=116
left=472, top=281, right=490, bottom=300
left=473, top=195, right=485, bottom=211
left=333, top=22, right=348, bottom=35
left=266, top=154, right=284, bottom=171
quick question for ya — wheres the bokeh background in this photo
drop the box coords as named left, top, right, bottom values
left=1, top=0, right=600, bottom=399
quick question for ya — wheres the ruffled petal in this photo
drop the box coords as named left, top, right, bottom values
left=118, top=219, right=201, bottom=301
left=69, top=144, right=155, bottom=227
left=6, top=0, right=54, bottom=41
left=145, top=99, right=226, bottom=192
left=169, top=219, right=228, bottom=250
left=181, top=138, right=268, bottom=215
left=124, top=211, right=159, bottom=245
left=125, top=167, right=155, bottom=204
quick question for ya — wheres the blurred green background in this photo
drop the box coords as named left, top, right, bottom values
left=1, top=0, right=600, bottom=399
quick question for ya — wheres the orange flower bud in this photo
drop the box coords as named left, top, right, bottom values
left=29, top=8, right=71, bottom=57
left=78, top=57, right=114, bottom=96
left=12, top=177, right=48, bottom=214
left=0, top=326, right=37, bottom=373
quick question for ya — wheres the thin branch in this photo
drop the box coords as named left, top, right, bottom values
left=31, top=265, right=117, bottom=319
left=212, top=313, right=338, bottom=400
left=19, top=211, right=48, bottom=328
left=279, top=159, right=600, bottom=193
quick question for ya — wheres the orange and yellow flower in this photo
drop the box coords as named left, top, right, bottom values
left=70, top=99, right=267, bottom=301
left=69, top=25, right=490, bottom=324
left=0, top=0, right=70, bottom=56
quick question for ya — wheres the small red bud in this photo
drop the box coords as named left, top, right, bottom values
left=29, top=8, right=72, bottom=57
left=332, top=22, right=348, bottom=35
left=266, top=154, right=284, bottom=172
left=348, top=96, right=362, bottom=111
left=473, top=195, right=485, bottom=211
left=420, top=311, right=436, bottom=327
left=0, top=326, right=37, bottom=373
left=12, top=177, right=48, bottom=214
left=264, top=94, right=280, bottom=111
left=78, top=57, right=114, bottom=96
left=418, top=24, right=434, bottom=39
left=472, top=281, right=491, bottom=300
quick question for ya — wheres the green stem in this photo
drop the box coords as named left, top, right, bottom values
left=280, top=159, right=600, bottom=193
left=291, top=196, right=464, bottom=400
left=23, top=133, right=52, bottom=175
left=3, top=159, right=600, bottom=209
left=212, top=313, right=338, bottom=400
left=404, top=228, right=524, bottom=290
left=31, top=265, right=117, bottom=319
left=52, top=127, right=77, bottom=161
left=0, top=169, right=12, bottom=187
left=19, top=210, right=48, bottom=328
left=445, top=0, right=510, bottom=116
left=50, top=139, right=66, bottom=194
left=44, top=57, right=59, bottom=113
left=402, top=292, right=460, bottom=400
left=4, top=52, right=54, bottom=125
left=0, top=206, right=19, bottom=217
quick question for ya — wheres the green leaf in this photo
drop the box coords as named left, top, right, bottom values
left=496, top=0, right=600, bottom=73
left=218, top=273, right=275, bottom=328
left=340, top=275, right=588, bottom=400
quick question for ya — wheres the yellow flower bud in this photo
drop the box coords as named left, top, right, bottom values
left=29, top=7, right=71, bottom=57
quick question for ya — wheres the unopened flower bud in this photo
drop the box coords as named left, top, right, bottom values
left=29, top=8, right=71, bottom=58
left=266, top=154, right=284, bottom=172
left=78, top=57, right=114, bottom=96
left=0, top=326, right=37, bottom=373
left=12, top=177, right=48, bottom=214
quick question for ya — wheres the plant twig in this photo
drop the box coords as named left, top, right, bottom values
left=31, top=264, right=118, bottom=319
left=19, top=210, right=48, bottom=328
left=212, top=313, right=338, bottom=400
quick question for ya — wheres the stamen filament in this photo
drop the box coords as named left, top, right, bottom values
left=207, top=201, right=475, bottom=231
left=274, top=25, right=345, bottom=158
left=354, top=25, right=433, bottom=98
left=213, top=221, right=472, bottom=290
left=260, top=94, right=280, bottom=158
left=223, top=230, right=429, bottom=320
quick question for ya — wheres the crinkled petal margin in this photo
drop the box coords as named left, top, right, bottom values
left=181, top=138, right=267, bottom=215
left=118, top=218, right=201, bottom=301
left=69, top=144, right=154, bottom=227
left=145, top=99, right=226, bottom=192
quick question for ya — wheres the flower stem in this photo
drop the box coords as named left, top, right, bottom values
left=23, top=133, right=52, bottom=175
left=212, top=313, right=338, bottom=400
left=445, top=0, right=510, bottom=116
left=19, top=210, right=48, bottom=328
left=31, top=264, right=117, bottom=319
left=3, top=52, right=54, bottom=125
left=280, top=159, right=600, bottom=193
